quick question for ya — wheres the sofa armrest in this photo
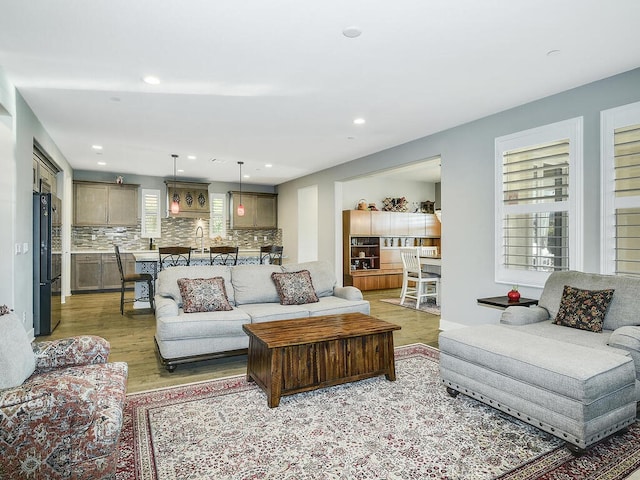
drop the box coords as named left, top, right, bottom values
left=32, top=336, right=110, bottom=374
left=609, top=326, right=640, bottom=379
left=500, top=305, right=550, bottom=325
left=154, top=295, right=180, bottom=318
left=333, top=286, right=364, bottom=301
left=0, top=376, right=97, bottom=477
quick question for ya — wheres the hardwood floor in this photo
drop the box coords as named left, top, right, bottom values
left=41, top=288, right=440, bottom=393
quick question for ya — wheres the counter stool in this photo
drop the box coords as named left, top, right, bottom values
left=114, top=245, right=154, bottom=315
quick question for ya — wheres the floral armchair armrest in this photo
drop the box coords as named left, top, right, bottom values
left=0, top=375, right=97, bottom=479
left=32, top=335, right=111, bottom=374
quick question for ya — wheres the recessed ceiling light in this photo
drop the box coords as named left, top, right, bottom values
left=353, top=118, right=366, bottom=125
left=143, top=75, right=161, bottom=85
left=92, top=145, right=103, bottom=150
left=97, top=161, right=106, bottom=166
left=243, top=174, right=250, bottom=179
left=265, top=164, right=272, bottom=168
left=187, top=155, right=196, bottom=160
left=343, top=26, right=362, bottom=38
left=177, top=169, right=184, bottom=173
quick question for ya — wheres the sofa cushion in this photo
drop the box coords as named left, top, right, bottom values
left=271, top=270, right=319, bottom=305
left=239, top=303, right=310, bottom=323
left=231, top=265, right=283, bottom=305
left=553, top=285, right=615, bottom=333
left=0, top=310, right=36, bottom=389
left=156, top=308, right=251, bottom=341
left=303, top=296, right=371, bottom=317
left=538, top=271, right=640, bottom=331
left=157, top=265, right=234, bottom=305
left=177, top=277, right=233, bottom=313
left=282, top=261, right=336, bottom=298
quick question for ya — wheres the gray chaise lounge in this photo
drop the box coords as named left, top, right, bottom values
left=439, top=270, right=640, bottom=453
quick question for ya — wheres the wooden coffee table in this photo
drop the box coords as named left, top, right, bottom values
left=242, top=312, right=401, bottom=407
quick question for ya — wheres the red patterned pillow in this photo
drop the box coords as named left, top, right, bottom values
left=271, top=270, right=319, bottom=305
left=177, top=277, right=233, bottom=313
left=553, top=285, right=614, bottom=332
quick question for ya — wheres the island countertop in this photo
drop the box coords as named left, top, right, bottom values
left=132, top=249, right=261, bottom=262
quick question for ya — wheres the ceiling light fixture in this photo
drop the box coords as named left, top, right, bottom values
left=237, top=161, right=245, bottom=217
left=97, top=161, right=106, bottom=166
left=92, top=145, right=103, bottom=150
left=187, top=155, right=196, bottom=160
left=170, top=154, right=180, bottom=214
left=143, top=75, right=161, bottom=85
left=343, top=26, right=362, bottom=38
left=353, top=118, right=366, bottom=125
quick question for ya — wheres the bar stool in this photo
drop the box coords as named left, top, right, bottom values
left=114, top=245, right=154, bottom=315
left=259, top=245, right=283, bottom=265
left=210, top=246, right=239, bottom=265
left=158, top=247, right=191, bottom=270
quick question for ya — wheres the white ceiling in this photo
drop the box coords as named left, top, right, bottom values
left=1, top=0, right=639, bottom=185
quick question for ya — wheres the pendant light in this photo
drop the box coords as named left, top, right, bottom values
left=170, top=154, right=180, bottom=214
left=237, top=161, right=245, bottom=216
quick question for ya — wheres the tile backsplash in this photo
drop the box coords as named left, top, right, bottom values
left=72, top=217, right=282, bottom=251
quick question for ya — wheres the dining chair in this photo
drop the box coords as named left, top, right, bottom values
left=259, top=245, right=284, bottom=265
left=420, top=246, right=439, bottom=257
left=114, top=245, right=154, bottom=315
left=399, top=248, right=440, bottom=308
left=209, top=246, right=239, bottom=266
left=158, top=246, right=191, bottom=271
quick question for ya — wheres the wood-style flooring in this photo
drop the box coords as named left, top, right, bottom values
left=41, top=288, right=440, bottom=393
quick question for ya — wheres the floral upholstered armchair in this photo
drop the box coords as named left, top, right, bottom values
left=0, top=309, right=128, bottom=480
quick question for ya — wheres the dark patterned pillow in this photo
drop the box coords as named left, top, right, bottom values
left=553, top=285, right=614, bottom=332
left=177, top=277, right=233, bottom=313
left=271, top=270, right=319, bottom=306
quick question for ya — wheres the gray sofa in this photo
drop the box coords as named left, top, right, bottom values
left=440, top=271, right=640, bottom=453
left=154, top=260, right=370, bottom=371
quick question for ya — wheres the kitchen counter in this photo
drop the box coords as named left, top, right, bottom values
left=132, top=249, right=261, bottom=261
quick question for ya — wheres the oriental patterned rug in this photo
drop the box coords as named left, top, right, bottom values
left=380, top=297, right=441, bottom=315
left=116, top=344, right=640, bottom=480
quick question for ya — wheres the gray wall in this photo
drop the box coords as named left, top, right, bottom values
left=276, top=67, right=640, bottom=329
left=0, top=67, right=73, bottom=336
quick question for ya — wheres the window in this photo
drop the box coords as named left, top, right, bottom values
left=495, top=118, right=583, bottom=287
left=141, top=189, right=161, bottom=238
left=209, top=193, right=227, bottom=238
left=601, top=101, right=640, bottom=276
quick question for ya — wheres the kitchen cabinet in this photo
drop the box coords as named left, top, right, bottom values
left=72, top=253, right=135, bottom=292
left=230, top=192, right=277, bottom=228
left=166, top=181, right=210, bottom=218
left=344, top=209, right=371, bottom=235
left=73, top=181, right=138, bottom=226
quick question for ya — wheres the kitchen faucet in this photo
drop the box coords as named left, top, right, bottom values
left=195, top=226, right=204, bottom=253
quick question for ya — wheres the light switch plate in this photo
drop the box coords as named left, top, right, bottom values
left=23, top=242, right=29, bottom=253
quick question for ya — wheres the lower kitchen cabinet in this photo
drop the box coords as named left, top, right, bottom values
left=72, top=253, right=135, bottom=292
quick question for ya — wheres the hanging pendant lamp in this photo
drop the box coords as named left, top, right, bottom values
left=170, top=154, right=180, bottom=214
left=237, top=161, right=245, bottom=216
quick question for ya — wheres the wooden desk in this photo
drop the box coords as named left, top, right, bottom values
left=477, top=296, right=538, bottom=309
left=243, top=313, right=401, bottom=407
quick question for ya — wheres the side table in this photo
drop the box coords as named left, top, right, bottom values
left=477, top=296, right=538, bottom=309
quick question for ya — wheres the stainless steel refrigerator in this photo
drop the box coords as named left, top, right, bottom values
left=33, top=192, right=62, bottom=336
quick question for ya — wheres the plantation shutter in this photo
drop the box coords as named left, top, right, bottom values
left=501, top=139, right=570, bottom=272
left=614, top=124, right=640, bottom=276
left=209, top=193, right=227, bottom=238
left=141, top=189, right=161, bottom=238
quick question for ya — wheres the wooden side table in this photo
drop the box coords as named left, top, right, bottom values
left=477, top=296, right=538, bottom=309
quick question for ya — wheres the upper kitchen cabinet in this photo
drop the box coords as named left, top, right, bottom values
left=166, top=181, right=210, bottom=218
left=230, top=191, right=277, bottom=229
left=344, top=209, right=371, bottom=235
left=73, top=181, right=139, bottom=226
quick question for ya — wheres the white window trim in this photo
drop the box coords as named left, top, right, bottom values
left=141, top=188, right=161, bottom=239
left=600, top=101, right=640, bottom=274
left=209, top=192, right=227, bottom=238
left=495, top=117, right=584, bottom=287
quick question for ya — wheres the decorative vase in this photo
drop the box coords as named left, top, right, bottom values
left=507, top=287, right=520, bottom=302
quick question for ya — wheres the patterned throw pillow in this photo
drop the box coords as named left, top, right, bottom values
left=177, top=277, right=233, bottom=313
left=553, top=285, right=615, bottom=332
left=271, top=270, right=319, bottom=306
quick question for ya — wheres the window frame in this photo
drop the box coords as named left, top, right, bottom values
left=209, top=192, right=227, bottom=238
left=140, top=188, right=162, bottom=239
left=495, top=117, right=583, bottom=287
left=600, top=101, right=640, bottom=275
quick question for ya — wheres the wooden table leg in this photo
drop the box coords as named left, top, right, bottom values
left=268, top=347, right=283, bottom=408
left=384, top=333, right=397, bottom=381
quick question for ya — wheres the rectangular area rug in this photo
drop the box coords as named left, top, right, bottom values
left=117, top=344, right=640, bottom=480
left=380, top=297, right=441, bottom=315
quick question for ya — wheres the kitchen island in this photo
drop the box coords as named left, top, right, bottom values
left=132, top=249, right=263, bottom=308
